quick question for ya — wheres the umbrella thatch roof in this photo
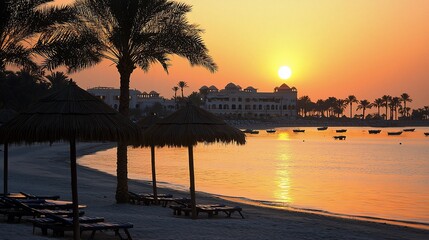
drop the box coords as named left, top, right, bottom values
left=0, top=108, right=17, bottom=124
left=141, top=104, right=245, bottom=147
left=0, top=82, right=141, bottom=145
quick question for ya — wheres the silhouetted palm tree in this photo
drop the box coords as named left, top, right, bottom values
left=178, top=81, right=188, bottom=98
left=36, top=0, right=217, bottom=204
left=345, top=95, right=358, bottom=118
left=297, top=96, right=312, bottom=117
left=381, top=95, right=391, bottom=120
left=390, top=97, right=401, bottom=120
left=45, top=71, right=70, bottom=90
left=356, top=99, right=372, bottom=120
left=172, top=86, right=179, bottom=100
left=0, top=0, right=70, bottom=72
left=334, top=99, right=346, bottom=117
left=400, top=93, right=412, bottom=117
left=373, top=98, right=383, bottom=117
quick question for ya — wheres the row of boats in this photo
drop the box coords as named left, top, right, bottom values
left=242, top=127, right=429, bottom=136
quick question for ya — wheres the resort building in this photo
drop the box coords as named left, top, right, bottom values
left=200, top=83, right=298, bottom=119
left=87, top=87, right=175, bottom=113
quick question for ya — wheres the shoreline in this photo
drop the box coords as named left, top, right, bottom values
left=1, top=143, right=429, bottom=239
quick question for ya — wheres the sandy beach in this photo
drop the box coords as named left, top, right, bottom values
left=1, top=143, right=428, bottom=240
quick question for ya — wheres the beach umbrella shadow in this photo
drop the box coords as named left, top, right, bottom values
left=0, top=81, right=141, bottom=240
left=136, top=113, right=160, bottom=203
left=141, top=103, right=245, bottom=219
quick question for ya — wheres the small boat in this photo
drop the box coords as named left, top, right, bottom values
left=266, top=129, right=276, bottom=133
left=336, top=129, right=347, bottom=133
left=368, top=130, right=381, bottom=134
left=387, top=131, right=403, bottom=136
left=424, top=132, right=429, bottom=136
left=333, top=135, right=346, bottom=140
left=242, top=129, right=259, bottom=134
left=403, top=128, right=415, bottom=132
left=317, top=127, right=328, bottom=131
left=293, top=129, right=305, bottom=133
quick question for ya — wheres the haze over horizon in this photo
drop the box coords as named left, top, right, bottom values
left=54, top=0, right=429, bottom=109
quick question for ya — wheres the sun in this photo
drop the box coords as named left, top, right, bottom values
left=278, top=66, right=292, bottom=80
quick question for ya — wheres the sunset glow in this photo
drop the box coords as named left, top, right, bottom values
left=278, top=66, right=292, bottom=80
left=53, top=0, right=429, bottom=108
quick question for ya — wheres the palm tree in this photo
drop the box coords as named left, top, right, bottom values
left=178, top=81, right=188, bottom=98
left=381, top=95, right=391, bottom=120
left=0, top=0, right=70, bottom=72
left=297, top=96, right=312, bottom=117
left=373, top=98, right=384, bottom=117
left=172, top=86, right=179, bottom=100
left=390, top=97, right=401, bottom=120
left=400, top=93, right=412, bottom=118
left=345, top=95, right=358, bottom=118
left=334, top=99, right=346, bottom=118
left=36, top=0, right=217, bottom=204
left=356, top=99, right=372, bottom=120
left=45, top=71, right=70, bottom=91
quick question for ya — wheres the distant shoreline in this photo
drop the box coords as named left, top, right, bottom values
left=226, top=118, right=429, bottom=129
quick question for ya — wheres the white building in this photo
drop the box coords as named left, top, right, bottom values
left=87, top=87, right=175, bottom=113
left=201, top=83, right=297, bottom=118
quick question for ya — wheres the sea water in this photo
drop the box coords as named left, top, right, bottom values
left=79, top=127, right=429, bottom=227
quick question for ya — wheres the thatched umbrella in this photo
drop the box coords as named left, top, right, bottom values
left=136, top=113, right=160, bottom=203
left=141, top=103, right=245, bottom=218
left=0, top=82, right=141, bottom=240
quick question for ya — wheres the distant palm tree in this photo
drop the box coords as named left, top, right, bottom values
left=356, top=100, right=372, bottom=120
left=400, top=93, right=412, bottom=117
left=36, top=0, right=217, bottom=204
left=390, top=97, right=401, bottom=120
left=45, top=71, right=70, bottom=90
left=373, top=98, right=384, bottom=117
left=381, top=95, right=391, bottom=120
left=172, top=86, right=179, bottom=100
left=345, top=95, right=358, bottom=118
left=334, top=99, right=346, bottom=117
left=0, top=0, right=70, bottom=72
left=325, top=97, right=338, bottom=117
left=178, top=81, right=188, bottom=98
left=297, top=96, right=312, bottom=117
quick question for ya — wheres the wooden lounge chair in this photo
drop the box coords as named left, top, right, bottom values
left=170, top=203, right=245, bottom=219
left=0, top=197, right=84, bottom=223
left=31, top=215, right=104, bottom=236
left=128, top=191, right=176, bottom=207
left=36, top=213, right=133, bottom=239
left=20, top=192, right=60, bottom=200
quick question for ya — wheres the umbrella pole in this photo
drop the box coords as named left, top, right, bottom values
left=3, top=143, right=8, bottom=195
left=188, top=145, right=197, bottom=219
left=151, top=145, right=158, bottom=205
left=70, top=138, right=80, bottom=240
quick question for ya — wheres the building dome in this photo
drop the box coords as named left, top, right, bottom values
left=244, top=86, right=257, bottom=93
left=277, top=83, right=292, bottom=92
left=149, top=91, right=159, bottom=95
left=208, top=85, right=218, bottom=90
left=225, top=82, right=239, bottom=90
left=199, top=85, right=209, bottom=90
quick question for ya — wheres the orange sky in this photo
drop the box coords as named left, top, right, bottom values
left=54, top=0, right=429, bottom=109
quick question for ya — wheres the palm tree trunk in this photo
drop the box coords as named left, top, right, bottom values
left=151, top=145, right=158, bottom=204
left=3, top=143, right=8, bottom=195
left=115, top=63, right=133, bottom=203
left=69, top=137, right=80, bottom=240
left=188, top=146, right=197, bottom=219
left=350, top=103, right=353, bottom=118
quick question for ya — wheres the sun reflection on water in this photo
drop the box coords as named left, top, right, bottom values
left=277, top=132, right=290, bottom=141
left=274, top=148, right=293, bottom=203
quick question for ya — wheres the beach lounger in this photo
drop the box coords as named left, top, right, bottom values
left=34, top=213, right=133, bottom=239
left=31, top=215, right=104, bottom=236
left=0, top=197, right=84, bottom=223
left=170, top=203, right=245, bottom=219
left=1, top=192, right=60, bottom=200
left=128, top=191, right=175, bottom=207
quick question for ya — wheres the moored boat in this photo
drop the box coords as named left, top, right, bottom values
left=387, top=131, right=403, bottom=136
left=266, top=129, right=276, bottom=133
left=403, top=128, right=415, bottom=132
left=368, top=129, right=381, bottom=134
left=317, top=127, right=328, bottom=131
left=424, top=132, right=429, bottom=136
left=336, top=129, right=347, bottom=133
left=242, top=129, right=259, bottom=134
left=333, top=135, right=346, bottom=140
left=293, top=129, right=305, bottom=133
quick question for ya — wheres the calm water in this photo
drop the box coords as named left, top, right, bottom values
left=79, top=127, right=429, bottom=226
